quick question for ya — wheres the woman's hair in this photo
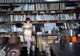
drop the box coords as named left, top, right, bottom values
left=26, top=17, right=30, bottom=21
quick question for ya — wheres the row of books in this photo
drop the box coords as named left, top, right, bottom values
left=13, top=3, right=76, bottom=11
left=35, top=3, right=59, bottom=10
left=13, top=3, right=59, bottom=11
left=0, top=13, right=77, bottom=22
left=0, top=3, right=77, bottom=11
left=10, top=14, right=76, bottom=21
left=0, top=23, right=79, bottom=37
left=11, top=25, right=23, bottom=32
left=0, top=0, right=44, bottom=3
left=0, top=15, right=10, bottom=22
left=0, top=8, right=8, bottom=11
left=0, top=25, right=11, bottom=32
left=60, top=23, right=79, bottom=30
left=13, top=4, right=35, bottom=11
left=0, top=25, right=23, bottom=32
left=60, top=13, right=76, bottom=20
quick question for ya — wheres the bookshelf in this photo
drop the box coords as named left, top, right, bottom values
left=0, top=1, right=80, bottom=46
left=0, top=1, right=79, bottom=34
left=0, top=1, right=80, bottom=56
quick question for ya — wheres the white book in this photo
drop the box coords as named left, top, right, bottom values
left=36, top=4, right=39, bottom=10
left=11, top=25, right=13, bottom=32
left=67, top=23, right=70, bottom=29
left=36, top=14, right=42, bottom=21
left=30, top=4, right=33, bottom=10
left=22, top=15, right=24, bottom=21
left=31, top=4, right=34, bottom=10
left=43, top=14, right=46, bottom=20
left=14, top=15, right=16, bottom=21
left=38, top=4, right=41, bottom=10
left=64, top=23, right=67, bottom=29
left=32, top=15, right=35, bottom=21
left=13, top=25, right=17, bottom=32
left=44, top=14, right=48, bottom=20
left=45, top=4, right=48, bottom=10
left=36, top=4, right=38, bottom=10
left=32, top=4, right=34, bottom=10
left=18, top=15, right=20, bottom=21
left=28, top=4, right=31, bottom=10
left=40, top=15, right=44, bottom=21
left=13, top=15, right=15, bottom=21
left=66, top=7, right=75, bottom=9
left=10, top=15, right=13, bottom=21
left=15, top=15, right=18, bottom=21
left=60, top=3, right=65, bottom=10
left=24, top=4, right=28, bottom=11
left=23, top=15, right=26, bottom=21
left=41, top=15, right=44, bottom=20
left=41, top=4, right=44, bottom=10
left=73, top=13, right=76, bottom=20
left=65, top=14, right=70, bottom=20
left=20, top=15, right=23, bottom=21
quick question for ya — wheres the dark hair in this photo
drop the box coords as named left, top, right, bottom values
left=26, top=17, right=30, bottom=21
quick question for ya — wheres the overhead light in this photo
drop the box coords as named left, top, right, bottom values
left=45, top=0, right=60, bottom=1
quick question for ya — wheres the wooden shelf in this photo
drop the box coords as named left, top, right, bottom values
left=0, top=32, right=17, bottom=35
left=0, top=20, right=79, bottom=25
left=33, top=20, right=80, bottom=24
left=0, top=9, right=80, bottom=15
left=0, top=31, right=36, bottom=36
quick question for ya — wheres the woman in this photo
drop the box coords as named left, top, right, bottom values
left=22, top=17, right=32, bottom=55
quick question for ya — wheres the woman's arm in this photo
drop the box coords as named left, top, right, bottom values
left=22, top=23, right=25, bottom=32
left=30, top=24, right=33, bottom=31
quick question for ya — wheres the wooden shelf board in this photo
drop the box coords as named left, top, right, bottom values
left=0, top=32, right=17, bottom=35
left=0, top=20, right=79, bottom=25
left=0, top=9, right=79, bottom=15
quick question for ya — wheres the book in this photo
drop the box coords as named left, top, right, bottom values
left=60, top=3, right=65, bottom=10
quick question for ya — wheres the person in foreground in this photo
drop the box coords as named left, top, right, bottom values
left=22, top=17, right=32, bottom=55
